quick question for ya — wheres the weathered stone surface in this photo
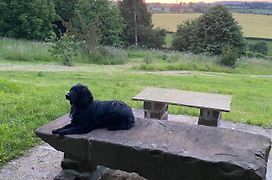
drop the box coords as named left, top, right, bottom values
left=101, top=169, right=146, bottom=180
left=143, top=101, right=168, bottom=120
left=54, top=170, right=91, bottom=180
left=35, top=114, right=90, bottom=160
left=61, top=153, right=95, bottom=172
left=35, top=114, right=271, bottom=180
left=133, top=87, right=232, bottom=112
left=198, top=108, right=221, bottom=126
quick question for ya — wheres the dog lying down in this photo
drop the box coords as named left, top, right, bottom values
left=52, top=83, right=135, bottom=136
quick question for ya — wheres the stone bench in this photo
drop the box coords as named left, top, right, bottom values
left=133, top=87, right=232, bottom=126
left=35, top=114, right=271, bottom=180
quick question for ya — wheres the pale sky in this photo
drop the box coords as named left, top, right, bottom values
left=145, top=0, right=272, bottom=3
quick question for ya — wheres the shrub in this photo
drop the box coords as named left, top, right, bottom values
left=245, top=51, right=266, bottom=58
left=219, top=46, right=239, bottom=67
left=0, top=0, right=56, bottom=40
left=249, top=41, right=268, bottom=55
left=137, top=27, right=166, bottom=49
left=54, top=0, right=124, bottom=47
left=49, top=34, right=78, bottom=66
left=172, top=6, right=245, bottom=56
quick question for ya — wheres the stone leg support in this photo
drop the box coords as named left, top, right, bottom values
left=54, top=153, right=96, bottom=180
left=198, top=108, right=221, bottom=127
left=144, top=101, right=168, bottom=120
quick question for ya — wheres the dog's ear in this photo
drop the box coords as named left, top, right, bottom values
left=81, top=86, right=93, bottom=105
left=69, top=107, right=74, bottom=118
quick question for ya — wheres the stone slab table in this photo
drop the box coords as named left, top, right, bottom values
left=35, top=114, right=271, bottom=180
left=133, top=87, right=232, bottom=126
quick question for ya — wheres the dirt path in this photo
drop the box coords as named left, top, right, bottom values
left=0, top=144, right=62, bottom=180
left=1, top=63, right=271, bottom=78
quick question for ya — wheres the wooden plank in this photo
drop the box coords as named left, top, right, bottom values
left=132, top=87, right=232, bottom=112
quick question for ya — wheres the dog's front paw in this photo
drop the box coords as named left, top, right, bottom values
left=52, top=129, right=60, bottom=134
left=58, top=130, right=68, bottom=136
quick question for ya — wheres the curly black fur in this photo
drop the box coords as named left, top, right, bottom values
left=52, top=83, right=135, bottom=136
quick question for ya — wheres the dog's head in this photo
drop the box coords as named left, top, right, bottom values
left=66, top=83, right=93, bottom=110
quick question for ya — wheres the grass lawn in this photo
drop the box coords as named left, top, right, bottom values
left=0, top=65, right=272, bottom=166
left=153, top=13, right=272, bottom=39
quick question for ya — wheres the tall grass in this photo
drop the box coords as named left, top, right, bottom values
left=0, top=38, right=55, bottom=62
left=74, top=47, right=129, bottom=65
left=1, top=38, right=272, bottom=75
left=130, top=48, right=272, bottom=75
left=0, top=38, right=128, bottom=65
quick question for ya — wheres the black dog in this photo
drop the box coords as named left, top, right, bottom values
left=52, top=83, right=135, bottom=136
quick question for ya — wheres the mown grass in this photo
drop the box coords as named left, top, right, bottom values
left=152, top=13, right=272, bottom=39
left=0, top=69, right=272, bottom=166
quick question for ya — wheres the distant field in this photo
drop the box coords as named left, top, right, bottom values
left=153, top=13, right=272, bottom=39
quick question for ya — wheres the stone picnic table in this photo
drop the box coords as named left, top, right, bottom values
left=133, top=87, right=232, bottom=126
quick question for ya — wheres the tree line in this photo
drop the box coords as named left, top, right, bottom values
left=0, top=0, right=249, bottom=67
left=0, top=0, right=166, bottom=49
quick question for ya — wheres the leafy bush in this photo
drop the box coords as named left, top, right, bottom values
left=0, top=0, right=56, bottom=40
left=219, top=46, right=239, bottom=67
left=245, top=51, right=266, bottom=58
left=137, top=27, right=166, bottom=49
left=172, top=20, right=197, bottom=52
left=49, top=34, right=78, bottom=66
left=172, top=6, right=245, bottom=56
left=54, top=0, right=124, bottom=47
left=249, top=41, right=268, bottom=55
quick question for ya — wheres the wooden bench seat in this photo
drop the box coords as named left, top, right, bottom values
left=35, top=114, right=271, bottom=180
left=133, top=87, right=232, bottom=126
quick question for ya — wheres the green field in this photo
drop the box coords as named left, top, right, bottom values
left=153, top=13, right=272, bottom=39
left=1, top=38, right=272, bottom=167
left=1, top=63, right=272, bottom=166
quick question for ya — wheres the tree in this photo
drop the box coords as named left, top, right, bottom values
left=53, top=0, right=79, bottom=37
left=54, top=0, right=79, bottom=22
left=54, top=0, right=124, bottom=46
left=0, top=0, right=56, bottom=40
left=172, top=20, right=197, bottom=52
left=172, top=6, right=245, bottom=56
left=119, top=0, right=166, bottom=48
